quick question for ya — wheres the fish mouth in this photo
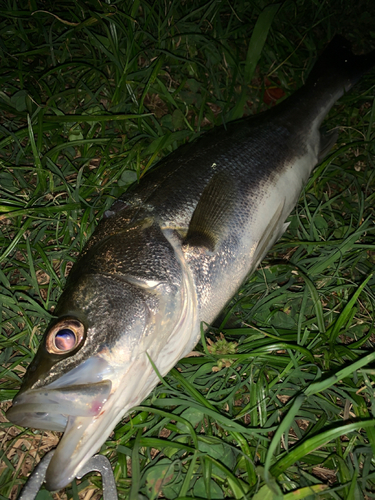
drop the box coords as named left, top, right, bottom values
left=7, top=380, right=112, bottom=431
left=6, top=356, right=119, bottom=491
left=6, top=353, right=159, bottom=491
left=7, top=357, right=113, bottom=432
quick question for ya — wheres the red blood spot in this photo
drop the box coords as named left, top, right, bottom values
left=90, top=401, right=103, bottom=415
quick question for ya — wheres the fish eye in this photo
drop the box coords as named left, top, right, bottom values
left=55, top=329, right=76, bottom=351
left=46, top=319, right=85, bottom=355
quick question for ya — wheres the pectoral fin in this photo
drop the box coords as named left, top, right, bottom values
left=184, top=172, right=236, bottom=251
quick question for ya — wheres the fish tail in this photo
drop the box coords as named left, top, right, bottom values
left=307, top=35, right=375, bottom=96
left=278, top=35, right=375, bottom=131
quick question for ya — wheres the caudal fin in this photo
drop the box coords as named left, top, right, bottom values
left=278, top=35, right=375, bottom=130
left=307, top=35, right=375, bottom=94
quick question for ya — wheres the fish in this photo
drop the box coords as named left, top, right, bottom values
left=7, top=35, right=375, bottom=491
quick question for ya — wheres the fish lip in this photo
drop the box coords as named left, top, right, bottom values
left=7, top=380, right=112, bottom=429
left=6, top=356, right=114, bottom=432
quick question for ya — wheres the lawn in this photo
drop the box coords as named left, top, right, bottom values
left=1, top=1, right=375, bottom=499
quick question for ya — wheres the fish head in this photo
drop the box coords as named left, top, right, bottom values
left=6, top=269, right=186, bottom=490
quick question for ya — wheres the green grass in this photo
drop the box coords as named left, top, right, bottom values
left=1, top=1, right=375, bottom=499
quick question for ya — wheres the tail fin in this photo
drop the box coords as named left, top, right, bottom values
left=262, top=35, right=375, bottom=135
left=275, top=35, right=375, bottom=130
left=307, top=35, right=375, bottom=94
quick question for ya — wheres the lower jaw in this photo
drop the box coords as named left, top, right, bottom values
left=42, top=364, right=157, bottom=490
left=45, top=415, right=89, bottom=491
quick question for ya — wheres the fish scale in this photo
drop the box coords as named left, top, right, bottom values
left=7, top=35, right=375, bottom=492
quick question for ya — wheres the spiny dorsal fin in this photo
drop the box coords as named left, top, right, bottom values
left=183, top=171, right=235, bottom=252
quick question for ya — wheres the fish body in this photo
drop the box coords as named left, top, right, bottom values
left=7, top=36, right=375, bottom=490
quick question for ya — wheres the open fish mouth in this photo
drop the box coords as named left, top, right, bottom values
left=7, top=356, right=114, bottom=432
left=6, top=352, right=168, bottom=491
left=7, top=380, right=112, bottom=431
left=7, top=356, right=120, bottom=490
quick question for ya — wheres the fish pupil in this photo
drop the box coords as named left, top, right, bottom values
left=54, top=328, right=76, bottom=351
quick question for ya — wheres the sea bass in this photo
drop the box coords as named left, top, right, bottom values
left=7, top=36, right=375, bottom=491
